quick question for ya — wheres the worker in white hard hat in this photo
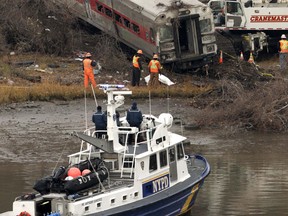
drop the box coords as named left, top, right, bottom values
left=148, top=54, right=162, bottom=87
left=279, top=34, right=288, bottom=70
left=83, top=52, right=97, bottom=88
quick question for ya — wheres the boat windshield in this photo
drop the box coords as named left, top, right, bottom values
left=199, top=18, right=212, bottom=33
left=159, top=26, right=174, bottom=41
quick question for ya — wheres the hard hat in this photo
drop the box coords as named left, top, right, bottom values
left=85, top=52, right=92, bottom=57
left=137, top=50, right=143, bottom=54
left=281, top=34, right=286, bottom=39
left=153, top=54, right=158, bottom=59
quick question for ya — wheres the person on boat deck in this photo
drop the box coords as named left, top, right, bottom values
left=92, top=106, right=107, bottom=138
left=126, top=102, right=143, bottom=143
left=83, top=52, right=97, bottom=89
left=115, top=110, right=121, bottom=127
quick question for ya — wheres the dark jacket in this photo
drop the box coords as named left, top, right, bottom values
left=116, top=111, right=121, bottom=126
left=92, top=111, right=107, bottom=130
left=126, top=107, right=143, bottom=128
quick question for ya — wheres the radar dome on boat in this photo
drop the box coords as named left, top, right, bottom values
left=115, top=95, right=124, bottom=103
left=158, top=113, right=173, bottom=128
left=67, top=167, right=81, bottom=178
left=82, top=169, right=91, bottom=176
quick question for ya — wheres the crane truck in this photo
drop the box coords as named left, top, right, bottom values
left=207, top=0, right=288, bottom=57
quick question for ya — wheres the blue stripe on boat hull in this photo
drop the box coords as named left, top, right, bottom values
left=94, top=180, right=204, bottom=216
left=90, top=154, right=210, bottom=216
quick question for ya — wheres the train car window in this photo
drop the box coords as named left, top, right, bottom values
left=176, top=143, right=184, bottom=160
left=123, top=18, right=130, bottom=28
left=149, top=153, right=158, bottom=172
left=199, top=19, right=212, bottom=33
left=131, top=23, right=140, bottom=34
left=160, top=150, right=168, bottom=167
left=145, top=31, right=149, bottom=40
left=115, top=13, right=122, bottom=24
left=105, top=8, right=112, bottom=18
left=159, top=26, right=173, bottom=41
left=150, top=28, right=155, bottom=42
left=96, top=3, right=104, bottom=13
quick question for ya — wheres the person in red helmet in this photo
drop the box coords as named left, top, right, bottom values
left=148, top=54, right=162, bottom=87
left=131, top=49, right=144, bottom=86
left=83, top=52, right=97, bottom=88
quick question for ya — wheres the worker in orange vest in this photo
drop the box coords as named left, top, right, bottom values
left=148, top=54, right=162, bottom=87
left=279, top=34, right=288, bottom=70
left=83, top=52, right=97, bottom=89
left=132, top=50, right=144, bottom=86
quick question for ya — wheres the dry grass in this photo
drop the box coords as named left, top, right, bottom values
left=0, top=83, right=82, bottom=104
left=0, top=81, right=211, bottom=105
left=195, top=72, right=288, bottom=132
left=129, top=83, right=211, bottom=99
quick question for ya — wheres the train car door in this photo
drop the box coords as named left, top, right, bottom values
left=175, top=14, right=201, bottom=57
left=169, top=146, right=178, bottom=182
left=225, top=1, right=246, bottom=28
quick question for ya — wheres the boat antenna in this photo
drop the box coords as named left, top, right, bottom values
left=91, top=84, right=98, bottom=108
left=149, top=90, right=152, bottom=116
left=84, top=89, right=88, bottom=129
left=84, top=85, right=98, bottom=130
left=166, top=85, right=170, bottom=113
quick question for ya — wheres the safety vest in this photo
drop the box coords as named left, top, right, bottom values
left=149, top=60, right=161, bottom=73
left=83, top=58, right=93, bottom=73
left=280, top=40, right=288, bottom=53
left=133, top=55, right=140, bottom=68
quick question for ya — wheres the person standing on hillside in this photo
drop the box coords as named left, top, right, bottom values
left=148, top=54, right=162, bottom=87
left=279, top=34, right=288, bottom=70
left=83, top=52, right=97, bottom=89
left=131, top=50, right=144, bottom=86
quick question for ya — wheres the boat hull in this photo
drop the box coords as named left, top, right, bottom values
left=89, top=155, right=210, bottom=216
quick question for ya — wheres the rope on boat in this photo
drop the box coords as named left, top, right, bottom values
left=52, top=138, right=68, bottom=175
left=88, top=159, right=106, bottom=191
left=91, top=84, right=98, bottom=108
left=84, top=85, right=98, bottom=130
left=149, top=90, right=152, bottom=117
left=166, top=85, right=170, bottom=113
left=84, top=89, right=88, bottom=130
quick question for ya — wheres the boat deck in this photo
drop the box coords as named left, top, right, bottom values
left=187, top=155, right=209, bottom=180
left=126, top=143, right=148, bottom=155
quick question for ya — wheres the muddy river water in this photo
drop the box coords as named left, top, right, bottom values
left=0, top=98, right=288, bottom=215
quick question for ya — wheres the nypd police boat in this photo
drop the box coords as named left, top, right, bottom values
left=2, top=84, right=210, bottom=216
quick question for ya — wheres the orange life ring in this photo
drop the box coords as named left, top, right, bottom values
left=19, top=211, right=31, bottom=216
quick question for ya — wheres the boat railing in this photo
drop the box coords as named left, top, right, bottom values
left=69, top=127, right=104, bottom=164
left=81, top=126, right=96, bottom=150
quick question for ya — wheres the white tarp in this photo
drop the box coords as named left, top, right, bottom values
left=144, top=74, right=175, bottom=86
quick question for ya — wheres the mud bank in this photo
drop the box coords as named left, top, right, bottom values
left=0, top=97, right=199, bottom=163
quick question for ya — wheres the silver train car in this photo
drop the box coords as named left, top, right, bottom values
left=59, top=0, right=217, bottom=72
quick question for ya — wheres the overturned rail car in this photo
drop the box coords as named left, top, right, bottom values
left=56, top=0, right=217, bottom=72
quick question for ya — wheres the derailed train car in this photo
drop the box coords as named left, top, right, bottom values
left=57, top=0, right=217, bottom=72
